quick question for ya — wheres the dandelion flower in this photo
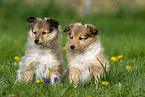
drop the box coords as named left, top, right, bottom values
left=102, top=81, right=109, bottom=85
left=117, top=55, right=123, bottom=59
left=54, top=77, right=59, bottom=83
left=126, top=66, right=132, bottom=71
left=107, top=60, right=110, bottom=64
left=62, top=46, right=66, bottom=51
left=102, top=81, right=105, bottom=84
left=36, top=80, right=43, bottom=83
left=105, top=82, right=109, bottom=85
left=131, top=60, right=135, bottom=64
left=36, top=80, right=40, bottom=83
left=126, top=66, right=130, bottom=69
left=121, top=70, right=123, bottom=72
left=111, top=56, right=117, bottom=62
left=14, top=56, right=20, bottom=61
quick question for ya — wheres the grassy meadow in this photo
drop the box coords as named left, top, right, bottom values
left=0, top=1, right=145, bottom=96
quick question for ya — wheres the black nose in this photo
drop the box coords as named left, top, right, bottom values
left=70, top=45, right=75, bottom=50
left=35, top=39, right=39, bottom=43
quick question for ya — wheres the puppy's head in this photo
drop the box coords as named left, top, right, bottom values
left=64, top=23, right=99, bottom=51
left=27, top=16, right=59, bottom=45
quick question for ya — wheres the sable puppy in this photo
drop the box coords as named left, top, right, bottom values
left=16, top=16, right=63, bottom=84
left=64, top=23, right=108, bottom=87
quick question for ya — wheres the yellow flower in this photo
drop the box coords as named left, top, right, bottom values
left=105, top=82, right=109, bottom=85
left=14, top=56, right=20, bottom=61
left=62, top=46, right=66, bottom=51
left=86, top=96, right=92, bottom=97
left=14, top=40, right=19, bottom=45
left=107, top=60, right=110, bottom=64
left=117, top=55, right=123, bottom=59
left=121, top=70, right=123, bottom=72
left=126, top=66, right=132, bottom=71
left=131, top=60, right=135, bottom=64
left=102, top=81, right=109, bottom=85
left=111, top=56, right=117, bottom=62
left=126, top=66, right=130, bottom=69
left=36, top=80, right=40, bottom=83
left=36, top=80, right=43, bottom=83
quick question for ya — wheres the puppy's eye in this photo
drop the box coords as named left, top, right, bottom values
left=42, top=32, right=46, bottom=35
left=79, top=37, right=83, bottom=40
left=79, top=37, right=88, bottom=40
left=33, top=32, right=36, bottom=34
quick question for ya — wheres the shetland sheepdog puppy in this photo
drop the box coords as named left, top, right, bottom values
left=16, top=16, right=63, bottom=84
left=64, top=23, right=108, bottom=87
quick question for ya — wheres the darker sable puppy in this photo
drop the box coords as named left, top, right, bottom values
left=64, top=23, right=109, bottom=87
left=16, top=16, right=63, bottom=84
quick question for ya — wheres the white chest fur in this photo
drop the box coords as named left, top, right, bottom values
left=68, top=39, right=103, bottom=83
left=22, top=41, right=60, bottom=80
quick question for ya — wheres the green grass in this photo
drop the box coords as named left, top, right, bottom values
left=0, top=1, right=145, bottom=97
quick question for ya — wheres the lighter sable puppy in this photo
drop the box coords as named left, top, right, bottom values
left=64, top=23, right=108, bottom=86
left=16, top=16, right=63, bottom=84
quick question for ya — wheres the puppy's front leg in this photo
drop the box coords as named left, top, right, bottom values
left=50, top=66, right=61, bottom=84
left=90, top=64, right=103, bottom=84
left=50, top=73, right=60, bottom=85
left=16, top=68, right=34, bottom=82
left=69, top=67, right=80, bottom=88
left=24, top=70, right=34, bottom=81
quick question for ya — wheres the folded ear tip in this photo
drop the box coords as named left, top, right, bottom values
left=63, top=27, right=68, bottom=32
left=27, top=16, right=36, bottom=22
left=95, top=29, right=99, bottom=34
left=87, top=24, right=99, bottom=35
left=63, top=24, right=73, bottom=32
left=47, top=18, right=59, bottom=28
left=64, top=29, right=67, bottom=32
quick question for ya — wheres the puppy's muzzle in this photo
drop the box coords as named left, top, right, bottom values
left=35, top=39, right=39, bottom=44
left=70, top=45, right=75, bottom=50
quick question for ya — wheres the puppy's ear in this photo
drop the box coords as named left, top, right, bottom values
left=47, top=18, right=59, bottom=29
left=86, top=24, right=99, bottom=36
left=64, top=24, right=74, bottom=32
left=27, top=16, right=37, bottom=28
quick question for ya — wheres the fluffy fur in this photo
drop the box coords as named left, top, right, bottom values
left=64, top=23, right=109, bottom=86
left=16, top=16, right=63, bottom=84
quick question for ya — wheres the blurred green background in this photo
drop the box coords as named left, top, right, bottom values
left=0, top=0, right=145, bottom=96
left=0, top=0, right=145, bottom=63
